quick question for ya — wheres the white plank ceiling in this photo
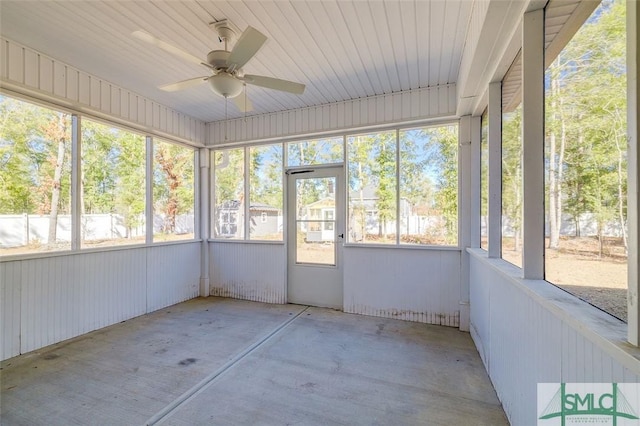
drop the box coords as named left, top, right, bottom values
left=0, top=1, right=472, bottom=123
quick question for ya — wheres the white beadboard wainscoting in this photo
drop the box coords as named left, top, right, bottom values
left=207, top=85, right=457, bottom=146
left=344, top=246, right=461, bottom=327
left=468, top=248, right=640, bottom=425
left=0, top=242, right=200, bottom=361
left=0, top=37, right=206, bottom=146
left=209, top=242, right=286, bottom=304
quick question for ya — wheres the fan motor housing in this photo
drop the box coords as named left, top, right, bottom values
left=207, top=50, right=231, bottom=70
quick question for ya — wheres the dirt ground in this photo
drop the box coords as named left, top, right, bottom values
left=502, top=236, right=628, bottom=322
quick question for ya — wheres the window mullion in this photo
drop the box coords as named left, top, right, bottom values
left=396, top=129, right=400, bottom=245
left=145, top=136, right=153, bottom=245
left=244, top=146, right=250, bottom=240
left=71, top=114, right=81, bottom=251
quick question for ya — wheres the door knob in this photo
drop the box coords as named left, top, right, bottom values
left=338, top=233, right=344, bottom=238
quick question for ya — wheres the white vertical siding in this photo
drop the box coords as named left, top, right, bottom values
left=0, top=261, right=21, bottom=359
left=146, top=243, right=200, bottom=311
left=0, top=37, right=206, bottom=146
left=209, top=242, right=286, bottom=304
left=343, top=247, right=461, bottom=327
left=1, top=242, right=201, bottom=361
left=468, top=249, right=640, bottom=425
left=207, top=85, right=457, bottom=145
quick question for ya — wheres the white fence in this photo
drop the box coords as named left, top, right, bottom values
left=481, top=213, right=626, bottom=238
left=0, top=214, right=195, bottom=248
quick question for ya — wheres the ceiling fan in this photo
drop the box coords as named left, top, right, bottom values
left=133, top=20, right=305, bottom=113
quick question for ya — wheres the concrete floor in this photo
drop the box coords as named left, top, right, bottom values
left=1, top=298, right=508, bottom=425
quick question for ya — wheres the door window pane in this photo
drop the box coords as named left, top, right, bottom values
left=81, top=120, right=146, bottom=248
left=295, top=176, right=336, bottom=265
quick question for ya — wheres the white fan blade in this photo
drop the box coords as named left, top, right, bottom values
left=226, top=26, right=267, bottom=70
left=133, top=30, right=205, bottom=67
left=232, top=93, right=253, bottom=113
left=159, top=76, right=209, bottom=92
left=242, top=74, right=305, bottom=95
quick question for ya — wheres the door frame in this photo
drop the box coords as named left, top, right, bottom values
left=285, top=164, right=345, bottom=308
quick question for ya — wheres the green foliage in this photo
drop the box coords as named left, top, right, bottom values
left=0, top=96, right=71, bottom=215
left=502, top=105, right=523, bottom=245
left=424, top=126, right=459, bottom=243
left=250, top=144, right=283, bottom=211
left=287, top=138, right=343, bottom=166
left=214, top=148, right=244, bottom=205
left=81, top=120, right=145, bottom=235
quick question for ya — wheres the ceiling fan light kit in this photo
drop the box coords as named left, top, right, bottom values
left=133, top=19, right=305, bottom=112
left=209, top=73, right=244, bottom=98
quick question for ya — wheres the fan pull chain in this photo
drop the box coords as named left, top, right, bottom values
left=244, top=84, right=247, bottom=122
left=224, top=96, right=228, bottom=142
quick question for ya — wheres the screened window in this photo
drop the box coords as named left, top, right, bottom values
left=81, top=120, right=146, bottom=247
left=153, top=139, right=195, bottom=242
left=0, top=96, right=72, bottom=255
left=544, top=0, right=627, bottom=321
left=399, top=126, right=458, bottom=245
left=502, top=59, right=523, bottom=267
left=347, top=131, right=397, bottom=244
left=212, top=148, right=245, bottom=239
left=480, top=110, right=489, bottom=250
left=287, top=137, right=343, bottom=166
left=346, top=124, right=458, bottom=246
left=249, top=144, right=283, bottom=241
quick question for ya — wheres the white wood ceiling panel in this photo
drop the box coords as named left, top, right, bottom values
left=428, top=1, right=447, bottom=87
left=399, top=2, right=420, bottom=90
left=334, top=1, right=383, bottom=96
left=416, top=1, right=432, bottom=87
left=0, top=0, right=476, bottom=123
left=319, top=1, right=372, bottom=97
left=368, top=1, right=402, bottom=91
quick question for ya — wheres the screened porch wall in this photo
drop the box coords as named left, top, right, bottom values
left=1, top=242, right=200, bottom=361
left=469, top=249, right=640, bottom=425
left=0, top=37, right=207, bottom=146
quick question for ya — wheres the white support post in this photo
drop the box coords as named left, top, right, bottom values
left=71, top=115, right=81, bottom=250
left=244, top=147, right=250, bottom=240
left=522, top=8, right=545, bottom=280
left=470, top=115, right=482, bottom=248
left=627, top=0, right=639, bottom=345
left=459, top=115, right=472, bottom=331
left=488, top=82, right=502, bottom=259
left=199, top=148, right=210, bottom=297
left=145, top=136, right=153, bottom=245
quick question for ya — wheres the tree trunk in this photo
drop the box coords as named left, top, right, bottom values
left=556, top=106, right=566, bottom=244
left=48, top=115, right=67, bottom=244
left=615, top=134, right=628, bottom=254
left=548, top=129, right=558, bottom=248
left=548, top=74, right=559, bottom=249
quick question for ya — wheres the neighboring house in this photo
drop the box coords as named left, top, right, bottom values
left=216, top=200, right=281, bottom=238
left=303, top=198, right=335, bottom=242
